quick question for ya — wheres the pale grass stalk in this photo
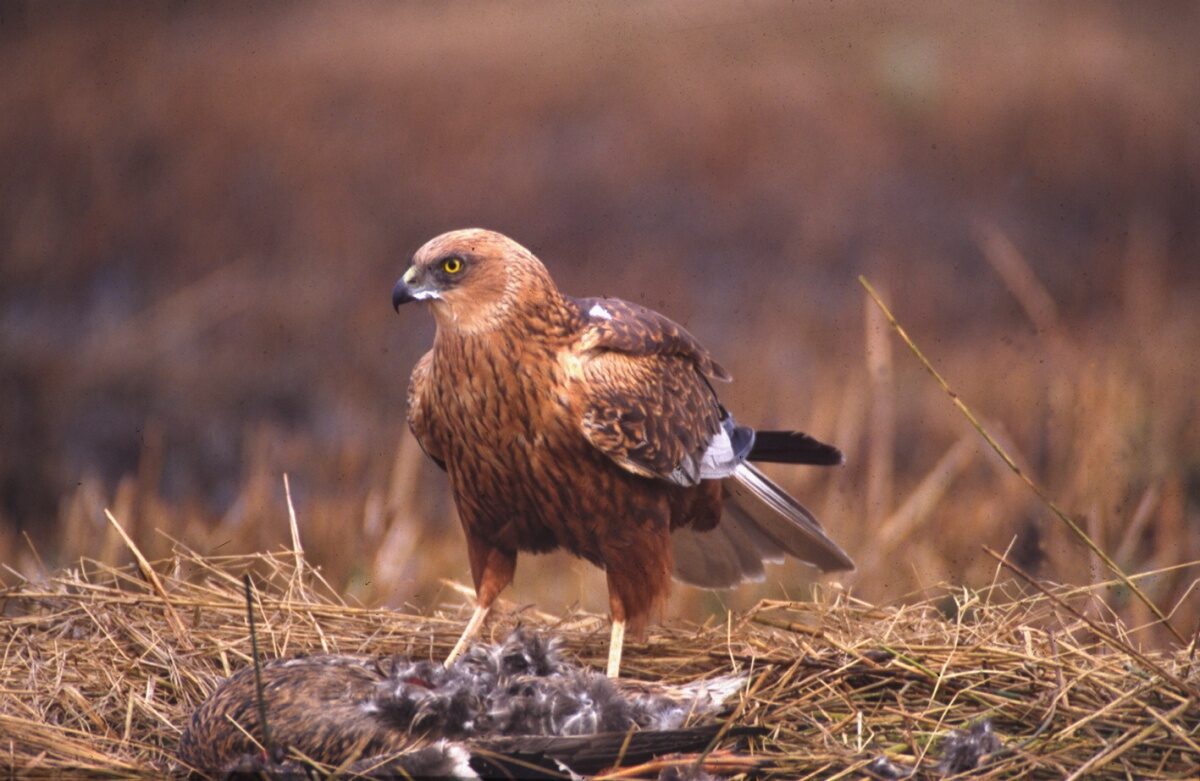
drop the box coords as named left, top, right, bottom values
left=974, top=220, right=1061, bottom=336
left=820, top=375, right=865, bottom=537
left=864, top=289, right=894, bottom=528
left=1113, top=482, right=1160, bottom=567
left=103, top=509, right=190, bottom=645
left=282, top=473, right=305, bottom=584
left=856, top=433, right=977, bottom=577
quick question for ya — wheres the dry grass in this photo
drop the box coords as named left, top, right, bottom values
left=2, top=536, right=1198, bottom=778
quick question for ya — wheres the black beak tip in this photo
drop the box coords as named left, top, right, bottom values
left=392, top=278, right=414, bottom=312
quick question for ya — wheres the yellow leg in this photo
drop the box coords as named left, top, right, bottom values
left=444, top=603, right=490, bottom=668
left=606, top=618, right=626, bottom=678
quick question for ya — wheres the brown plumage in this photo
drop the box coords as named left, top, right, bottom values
left=179, top=655, right=429, bottom=772
left=393, top=228, right=852, bottom=675
left=178, top=630, right=754, bottom=778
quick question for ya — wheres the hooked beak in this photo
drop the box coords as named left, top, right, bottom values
left=393, top=266, right=437, bottom=311
left=392, top=277, right=415, bottom=311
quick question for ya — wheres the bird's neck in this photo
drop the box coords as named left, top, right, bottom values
left=432, top=283, right=582, bottom=343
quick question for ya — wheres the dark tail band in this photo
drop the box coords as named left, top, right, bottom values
left=748, top=430, right=844, bottom=466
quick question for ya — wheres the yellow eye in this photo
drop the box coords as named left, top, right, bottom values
left=442, top=257, right=463, bottom=274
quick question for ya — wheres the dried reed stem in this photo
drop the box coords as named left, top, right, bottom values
left=283, top=473, right=304, bottom=579
left=104, top=509, right=190, bottom=645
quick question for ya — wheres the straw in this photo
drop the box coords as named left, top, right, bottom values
left=2, top=546, right=1197, bottom=777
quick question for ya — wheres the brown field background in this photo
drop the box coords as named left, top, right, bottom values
left=2, top=2, right=1197, bottom=647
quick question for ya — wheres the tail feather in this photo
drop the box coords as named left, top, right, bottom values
left=713, top=509, right=774, bottom=579
left=748, top=430, right=844, bottom=466
left=724, top=462, right=854, bottom=571
left=671, top=523, right=748, bottom=589
left=671, top=463, right=853, bottom=588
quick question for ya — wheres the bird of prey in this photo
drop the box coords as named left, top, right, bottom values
left=393, top=229, right=852, bottom=677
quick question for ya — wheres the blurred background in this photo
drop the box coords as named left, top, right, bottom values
left=2, top=2, right=1197, bottom=645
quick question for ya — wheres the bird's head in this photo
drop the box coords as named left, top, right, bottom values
left=393, top=229, right=559, bottom=333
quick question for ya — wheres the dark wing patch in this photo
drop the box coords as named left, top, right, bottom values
left=574, top=297, right=731, bottom=382
left=406, top=350, right=447, bottom=470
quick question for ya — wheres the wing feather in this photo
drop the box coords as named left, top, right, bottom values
left=568, top=298, right=726, bottom=485
left=574, top=297, right=731, bottom=382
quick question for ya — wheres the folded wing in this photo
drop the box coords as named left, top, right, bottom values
left=566, top=296, right=853, bottom=586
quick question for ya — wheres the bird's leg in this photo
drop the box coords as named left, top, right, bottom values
left=603, top=530, right=668, bottom=677
left=603, top=524, right=669, bottom=678
left=446, top=538, right=516, bottom=668
left=445, top=602, right=490, bottom=667
left=607, top=617, right=626, bottom=678
left=605, top=582, right=643, bottom=679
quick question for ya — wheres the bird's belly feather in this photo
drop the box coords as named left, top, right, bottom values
left=448, top=431, right=622, bottom=561
left=431, top=341, right=676, bottom=567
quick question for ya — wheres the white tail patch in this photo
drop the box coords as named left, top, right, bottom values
left=588, top=303, right=613, bottom=320
left=699, top=427, right=738, bottom=478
